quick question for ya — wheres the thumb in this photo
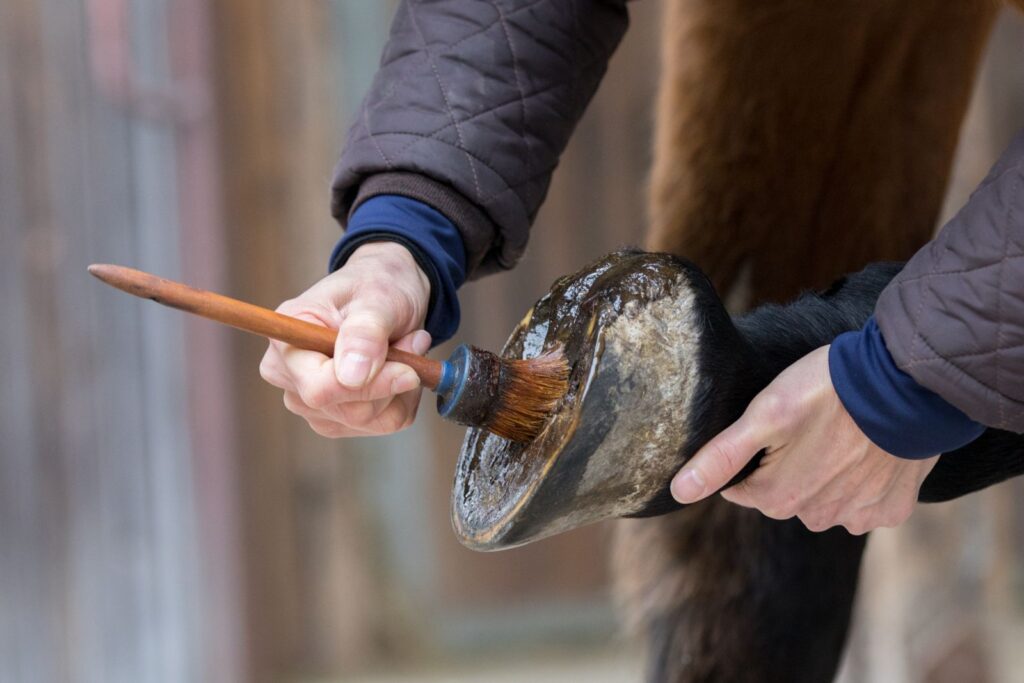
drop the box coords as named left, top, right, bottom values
left=671, top=416, right=765, bottom=504
left=334, top=298, right=399, bottom=388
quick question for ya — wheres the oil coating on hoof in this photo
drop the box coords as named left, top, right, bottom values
left=451, top=250, right=737, bottom=551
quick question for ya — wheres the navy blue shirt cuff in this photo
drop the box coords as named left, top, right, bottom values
left=829, top=316, right=985, bottom=459
left=329, top=195, right=466, bottom=345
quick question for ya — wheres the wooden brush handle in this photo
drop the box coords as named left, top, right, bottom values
left=88, top=264, right=443, bottom=389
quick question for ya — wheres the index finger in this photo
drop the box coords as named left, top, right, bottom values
left=670, top=416, right=767, bottom=504
left=276, top=340, right=424, bottom=407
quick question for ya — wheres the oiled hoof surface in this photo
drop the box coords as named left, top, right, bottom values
left=452, top=251, right=711, bottom=551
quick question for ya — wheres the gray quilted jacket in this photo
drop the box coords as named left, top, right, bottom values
left=332, top=0, right=1024, bottom=433
left=875, top=132, right=1024, bottom=432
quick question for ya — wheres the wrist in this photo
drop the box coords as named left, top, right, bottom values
left=829, top=317, right=985, bottom=458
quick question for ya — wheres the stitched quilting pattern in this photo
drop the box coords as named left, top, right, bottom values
left=332, top=0, right=629, bottom=271
left=877, top=136, right=1024, bottom=431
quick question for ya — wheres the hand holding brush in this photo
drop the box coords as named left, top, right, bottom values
left=88, top=247, right=567, bottom=442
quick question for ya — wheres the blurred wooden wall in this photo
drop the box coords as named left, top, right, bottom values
left=0, top=0, right=242, bottom=681
left=211, top=0, right=383, bottom=678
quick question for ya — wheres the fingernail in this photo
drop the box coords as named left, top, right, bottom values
left=391, top=371, right=420, bottom=395
left=671, top=469, right=706, bottom=503
left=412, top=331, right=432, bottom=355
left=338, top=352, right=371, bottom=387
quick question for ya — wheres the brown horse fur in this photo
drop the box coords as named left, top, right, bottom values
left=646, top=0, right=997, bottom=304
left=617, top=1, right=1003, bottom=681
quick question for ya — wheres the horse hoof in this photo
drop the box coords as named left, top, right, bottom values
left=451, top=250, right=737, bottom=550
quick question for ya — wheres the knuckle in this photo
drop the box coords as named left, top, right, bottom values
left=708, top=441, right=741, bottom=479
left=307, top=419, right=342, bottom=439
left=259, top=351, right=288, bottom=388
left=718, top=481, right=745, bottom=504
left=879, top=516, right=900, bottom=530
left=274, top=298, right=306, bottom=317
left=799, top=513, right=829, bottom=532
left=761, top=504, right=791, bottom=520
left=776, top=504, right=798, bottom=519
left=753, top=392, right=787, bottom=424
left=400, top=397, right=421, bottom=430
left=722, top=481, right=763, bottom=510
left=764, top=495, right=800, bottom=520
left=883, top=502, right=914, bottom=528
left=376, top=410, right=406, bottom=434
left=356, top=386, right=379, bottom=404
left=360, top=372, right=399, bottom=402
left=337, top=401, right=376, bottom=428
left=298, top=388, right=323, bottom=410
left=274, top=298, right=296, bottom=314
left=282, top=392, right=303, bottom=415
left=297, top=380, right=333, bottom=410
left=259, top=357, right=276, bottom=382
left=759, top=485, right=794, bottom=515
left=843, top=518, right=871, bottom=536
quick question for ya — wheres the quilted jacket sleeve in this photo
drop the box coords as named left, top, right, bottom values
left=331, top=0, right=630, bottom=278
left=875, top=129, right=1024, bottom=433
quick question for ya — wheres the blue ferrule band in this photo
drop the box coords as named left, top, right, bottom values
left=436, top=361, right=456, bottom=397
left=436, top=345, right=470, bottom=418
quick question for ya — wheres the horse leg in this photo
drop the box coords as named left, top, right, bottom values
left=618, top=1, right=998, bottom=681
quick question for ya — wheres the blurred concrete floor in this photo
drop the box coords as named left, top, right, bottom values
left=316, top=646, right=644, bottom=683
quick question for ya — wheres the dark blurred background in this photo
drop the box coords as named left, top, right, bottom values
left=3, top=2, right=1024, bottom=682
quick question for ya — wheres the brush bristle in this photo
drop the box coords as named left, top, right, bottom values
left=485, top=350, right=570, bottom=442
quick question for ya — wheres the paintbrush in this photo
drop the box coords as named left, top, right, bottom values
left=87, top=264, right=567, bottom=442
